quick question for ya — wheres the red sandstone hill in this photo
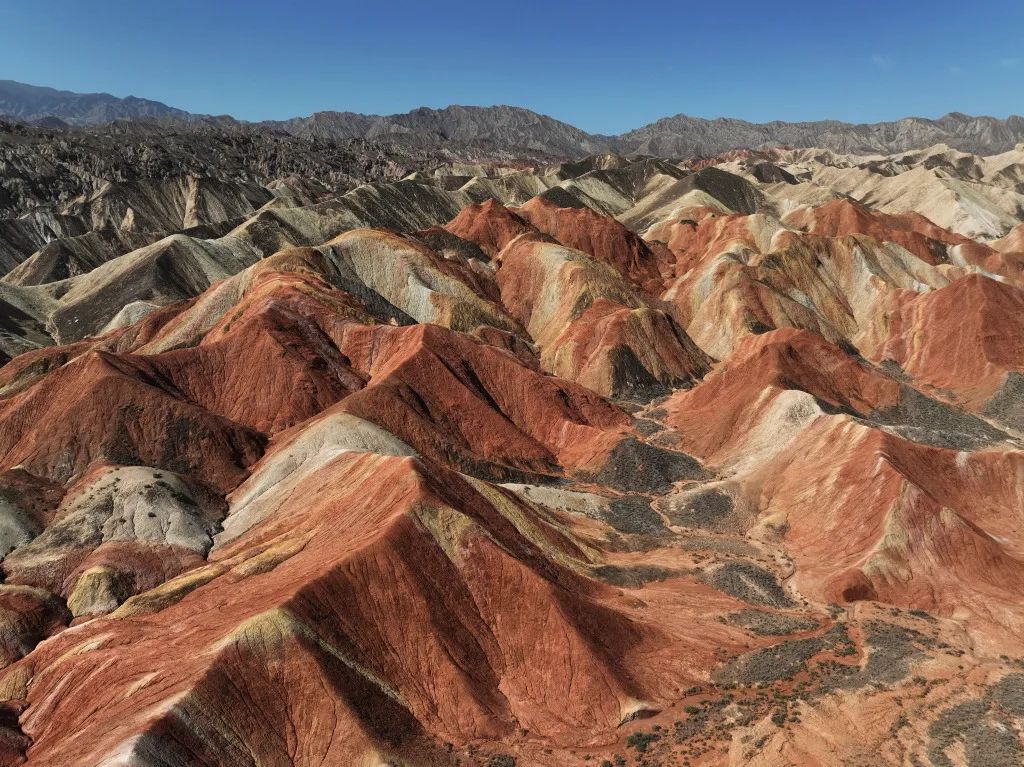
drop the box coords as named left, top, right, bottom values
left=1, top=151, right=1023, bottom=766
left=517, top=196, right=673, bottom=293
left=862, top=273, right=1024, bottom=409
left=444, top=198, right=535, bottom=258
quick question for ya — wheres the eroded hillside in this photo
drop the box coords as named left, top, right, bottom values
left=0, top=141, right=1022, bottom=767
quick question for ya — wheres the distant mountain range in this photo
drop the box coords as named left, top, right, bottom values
left=265, top=105, right=612, bottom=157
left=0, top=80, right=196, bottom=126
left=3, top=79, right=1024, bottom=156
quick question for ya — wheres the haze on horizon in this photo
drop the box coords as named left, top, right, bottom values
left=1, top=0, right=1022, bottom=134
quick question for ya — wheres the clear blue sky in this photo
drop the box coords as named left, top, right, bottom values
left=1, top=0, right=1021, bottom=134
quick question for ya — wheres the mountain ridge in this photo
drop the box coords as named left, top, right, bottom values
left=0, top=79, right=196, bottom=125
left=3, top=78, right=1024, bottom=157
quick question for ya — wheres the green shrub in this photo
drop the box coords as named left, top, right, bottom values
left=626, top=731, right=661, bottom=753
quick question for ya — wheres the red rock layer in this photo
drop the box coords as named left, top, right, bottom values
left=495, top=233, right=711, bottom=397
left=1, top=451, right=743, bottom=766
left=784, top=199, right=979, bottom=265
left=993, top=222, right=1024, bottom=254
left=752, top=418, right=1024, bottom=652
left=0, top=350, right=265, bottom=492
left=144, top=270, right=372, bottom=433
left=662, top=328, right=900, bottom=460
left=862, top=273, right=1024, bottom=407
left=0, top=268, right=631, bottom=487
left=518, top=196, right=672, bottom=292
left=784, top=198, right=1024, bottom=284
left=330, top=321, right=629, bottom=473
left=544, top=298, right=711, bottom=398
left=646, top=207, right=772, bottom=273
left=444, top=198, right=536, bottom=258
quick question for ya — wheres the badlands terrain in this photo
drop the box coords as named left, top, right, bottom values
left=0, top=116, right=1022, bottom=767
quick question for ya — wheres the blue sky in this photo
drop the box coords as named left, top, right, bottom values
left=1, top=0, right=1021, bottom=134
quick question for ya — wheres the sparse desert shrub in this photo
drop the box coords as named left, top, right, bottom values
left=626, top=731, right=661, bottom=753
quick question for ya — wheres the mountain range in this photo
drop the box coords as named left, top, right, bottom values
left=3, top=79, right=1024, bottom=156
left=0, top=80, right=195, bottom=126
